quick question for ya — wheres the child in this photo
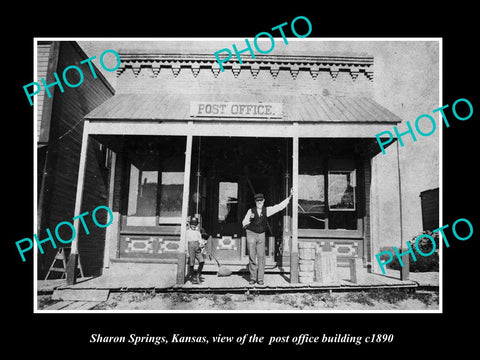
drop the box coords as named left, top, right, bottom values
left=186, top=217, right=205, bottom=284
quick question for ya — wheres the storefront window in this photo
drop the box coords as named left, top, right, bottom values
left=159, top=172, right=184, bottom=223
left=298, top=174, right=326, bottom=229
left=328, top=169, right=357, bottom=230
left=124, top=136, right=186, bottom=227
left=298, top=140, right=359, bottom=231
left=328, top=170, right=356, bottom=211
left=127, top=166, right=158, bottom=226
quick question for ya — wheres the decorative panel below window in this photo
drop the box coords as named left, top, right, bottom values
left=120, top=235, right=181, bottom=257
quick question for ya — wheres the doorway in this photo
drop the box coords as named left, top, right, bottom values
left=189, top=137, right=291, bottom=264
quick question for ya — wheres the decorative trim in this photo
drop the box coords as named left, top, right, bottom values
left=124, top=237, right=153, bottom=254
left=171, top=62, right=181, bottom=77
left=116, top=53, right=375, bottom=82
left=270, top=64, right=280, bottom=79
left=350, top=68, right=360, bottom=81
left=132, top=63, right=141, bottom=77
left=232, top=63, right=241, bottom=78
left=250, top=63, right=260, bottom=78
left=330, top=66, right=339, bottom=81
left=290, top=65, right=299, bottom=80
left=191, top=62, right=200, bottom=78
left=152, top=61, right=161, bottom=77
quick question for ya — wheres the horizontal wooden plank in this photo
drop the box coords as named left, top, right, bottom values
left=44, top=301, right=74, bottom=310
left=59, top=301, right=90, bottom=310
left=52, top=289, right=109, bottom=302
left=60, top=301, right=101, bottom=310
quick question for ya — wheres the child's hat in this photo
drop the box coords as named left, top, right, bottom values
left=190, top=217, right=199, bottom=225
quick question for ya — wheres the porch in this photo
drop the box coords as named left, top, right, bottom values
left=38, top=267, right=437, bottom=295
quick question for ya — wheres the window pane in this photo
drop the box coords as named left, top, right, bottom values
left=127, top=166, right=158, bottom=217
left=328, top=171, right=356, bottom=211
left=159, top=172, right=184, bottom=223
left=329, top=212, right=357, bottom=230
left=298, top=174, right=326, bottom=229
left=218, top=182, right=238, bottom=223
left=127, top=164, right=139, bottom=216
left=127, top=165, right=158, bottom=226
left=137, top=171, right=158, bottom=216
left=298, top=174, right=325, bottom=213
left=298, top=214, right=326, bottom=229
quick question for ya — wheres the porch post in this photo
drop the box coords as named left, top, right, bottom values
left=396, top=141, right=409, bottom=280
left=370, top=154, right=381, bottom=273
left=103, top=151, right=116, bottom=269
left=178, top=131, right=193, bottom=284
left=66, top=120, right=90, bottom=285
left=290, top=132, right=299, bottom=283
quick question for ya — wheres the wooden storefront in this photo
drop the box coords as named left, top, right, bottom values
left=69, top=50, right=403, bottom=285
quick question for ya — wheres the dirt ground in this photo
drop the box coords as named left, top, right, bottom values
left=38, top=289, right=439, bottom=311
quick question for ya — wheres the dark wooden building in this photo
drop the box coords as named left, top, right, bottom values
left=37, top=41, right=115, bottom=278
left=420, top=188, right=439, bottom=231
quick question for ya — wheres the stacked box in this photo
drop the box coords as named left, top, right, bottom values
left=298, top=242, right=315, bottom=283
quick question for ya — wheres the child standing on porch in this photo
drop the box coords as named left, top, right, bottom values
left=186, top=217, right=206, bottom=284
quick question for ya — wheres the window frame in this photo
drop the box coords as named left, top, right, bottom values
left=327, top=169, right=356, bottom=212
left=121, top=137, right=187, bottom=232
left=298, top=151, right=363, bottom=237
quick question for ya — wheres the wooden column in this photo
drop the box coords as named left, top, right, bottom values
left=396, top=141, right=409, bottom=280
left=103, top=151, right=116, bottom=269
left=363, top=156, right=372, bottom=269
left=290, top=132, right=299, bottom=283
left=66, top=120, right=90, bottom=285
left=177, top=132, right=193, bottom=284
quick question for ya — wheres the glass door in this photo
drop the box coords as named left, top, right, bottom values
left=209, top=178, right=243, bottom=261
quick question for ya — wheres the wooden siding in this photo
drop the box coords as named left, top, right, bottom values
left=37, top=41, right=114, bottom=278
left=37, top=41, right=60, bottom=145
left=37, top=42, right=51, bottom=143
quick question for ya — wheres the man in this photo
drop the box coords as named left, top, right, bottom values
left=242, top=189, right=293, bottom=285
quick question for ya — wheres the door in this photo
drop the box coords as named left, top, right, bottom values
left=209, top=177, right=243, bottom=261
left=207, top=175, right=279, bottom=262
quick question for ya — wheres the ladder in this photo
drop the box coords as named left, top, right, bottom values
left=44, top=247, right=84, bottom=280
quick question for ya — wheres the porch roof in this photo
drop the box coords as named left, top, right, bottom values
left=85, top=93, right=402, bottom=124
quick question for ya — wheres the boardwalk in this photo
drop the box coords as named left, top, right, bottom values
left=37, top=268, right=439, bottom=311
left=38, top=267, right=438, bottom=294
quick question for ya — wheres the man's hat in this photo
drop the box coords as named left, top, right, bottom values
left=190, top=217, right=199, bottom=225
left=254, top=193, right=265, bottom=201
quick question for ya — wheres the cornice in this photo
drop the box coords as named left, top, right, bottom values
left=117, top=53, right=374, bottom=81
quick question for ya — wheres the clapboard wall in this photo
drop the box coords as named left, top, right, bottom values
left=37, top=41, right=115, bottom=278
